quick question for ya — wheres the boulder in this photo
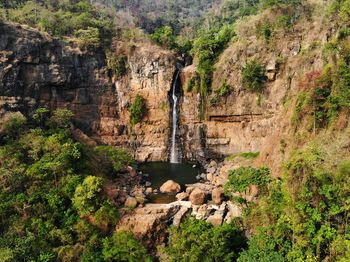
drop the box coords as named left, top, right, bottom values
left=186, top=186, right=194, bottom=195
left=126, top=166, right=137, bottom=177
left=209, top=160, right=218, bottom=168
left=206, top=211, right=224, bottom=226
left=227, top=201, right=242, bottom=219
left=173, top=206, right=190, bottom=227
left=145, top=181, right=152, bottom=187
left=207, top=167, right=216, bottom=174
left=176, top=192, right=189, bottom=201
left=207, top=173, right=214, bottom=181
left=211, top=187, right=224, bottom=205
left=160, top=180, right=181, bottom=193
left=124, top=196, right=138, bottom=208
left=117, top=204, right=179, bottom=249
left=193, top=204, right=211, bottom=220
left=189, top=188, right=206, bottom=205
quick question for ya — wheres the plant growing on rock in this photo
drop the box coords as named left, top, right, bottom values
left=128, top=94, right=146, bottom=126
left=106, top=52, right=128, bottom=78
left=75, top=27, right=100, bottom=50
left=224, top=166, right=271, bottom=197
left=241, top=60, right=267, bottom=91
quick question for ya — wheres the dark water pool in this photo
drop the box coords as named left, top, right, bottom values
left=138, top=162, right=204, bottom=203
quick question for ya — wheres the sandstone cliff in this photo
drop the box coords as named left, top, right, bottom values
left=0, top=22, right=177, bottom=162
left=178, top=4, right=349, bottom=175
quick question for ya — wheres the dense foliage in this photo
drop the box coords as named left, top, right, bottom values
left=238, top=135, right=350, bottom=261
left=1, top=0, right=114, bottom=49
left=165, top=218, right=246, bottom=261
left=0, top=109, right=145, bottom=261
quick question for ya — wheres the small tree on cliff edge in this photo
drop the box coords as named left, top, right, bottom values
left=128, top=95, right=146, bottom=126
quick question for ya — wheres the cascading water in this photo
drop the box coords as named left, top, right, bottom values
left=170, top=70, right=181, bottom=163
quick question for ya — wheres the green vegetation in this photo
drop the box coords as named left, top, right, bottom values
left=102, top=231, right=152, bottom=261
left=239, top=135, right=350, bottom=261
left=2, top=0, right=114, bottom=49
left=0, top=108, right=146, bottom=261
left=239, top=151, right=260, bottom=159
left=210, top=82, right=232, bottom=106
left=128, top=95, right=146, bottom=126
left=186, top=74, right=200, bottom=93
left=164, top=218, right=246, bottom=261
left=151, top=26, right=176, bottom=49
left=95, top=145, right=134, bottom=174
left=241, top=60, right=267, bottom=91
left=106, top=53, right=128, bottom=78
left=224, top=167, right=271, bottom=196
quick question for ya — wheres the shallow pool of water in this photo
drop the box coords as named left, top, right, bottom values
left=139, top=162, right=203, bottom=189
left=138, top=162, right=204, bottom=203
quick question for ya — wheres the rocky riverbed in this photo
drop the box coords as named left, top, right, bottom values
left=117, top=157, right=260, bottom=252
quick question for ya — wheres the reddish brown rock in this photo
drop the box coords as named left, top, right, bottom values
left=189, top=188, right=206, bottom=205
left=160, top=180, right=181, bottom=194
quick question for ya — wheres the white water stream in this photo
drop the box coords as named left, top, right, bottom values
left=170, top=70, right=181, bottom=163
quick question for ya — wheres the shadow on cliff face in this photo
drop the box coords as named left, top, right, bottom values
left=0, top=22, right=117, bottom=140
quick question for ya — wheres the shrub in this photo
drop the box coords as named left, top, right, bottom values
left=256, top=20, right=272, bottom=41
left=106, top=53, right=128, bottom=78
left=47, top=108, right=74, bottom=129
left=94, top=145, right=134, bottom=174
left=165, top=219, right=246, bottom=261
left=75, top=27, right=100, bottom=50
left=224, top=167, right=271, bottom=195
left=72, top=176, right=104, bottom=215
left=216, top=82, right=231, bottom=97
left=0, top=112, right=27, bottom=140
left=151, top=26, right=176, bottom=49
left=239, top=151, right=260, bottom=159
left=291, top=92, right=309, bottom=124
left=241, top=60, right=267, bottom=91
left=102, top=231, right=151, bottom=261
left=128, top=95, right=146, bottom=126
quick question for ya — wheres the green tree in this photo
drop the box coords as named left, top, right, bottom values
left=165, top=219, right=246, bottom=261
left=102, top=231, right=151, bottom=261
left=95, top=145, right=134, bottom=174
left=151, top=25, right=176, bottom=49
left=72, top=176, right=104, bottom=215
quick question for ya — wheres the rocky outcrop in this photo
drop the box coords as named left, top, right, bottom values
left=0, top=22, right=177, bottom=162
left=117, top=204, right=179, bottom=250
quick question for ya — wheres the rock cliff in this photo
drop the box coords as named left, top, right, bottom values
left=0, top=22, right=177, bottom=162
left=1, top=6, right=346, bottom=175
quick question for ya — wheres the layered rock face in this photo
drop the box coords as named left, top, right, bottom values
left=0, top=22, right=115, bottom=139
left=113, top=42, right=177, bottom=161
left=178, top=11, right=333, bottom=174
left=1, top=14, right=335, bottom=172
left=0, top=22, right=176, bottom=162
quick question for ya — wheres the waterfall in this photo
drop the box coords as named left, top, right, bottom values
left=170, top=70, right=181, bottom=163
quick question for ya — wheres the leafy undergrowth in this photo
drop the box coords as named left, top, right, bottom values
left=0, top=108, right=149, bottom=261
